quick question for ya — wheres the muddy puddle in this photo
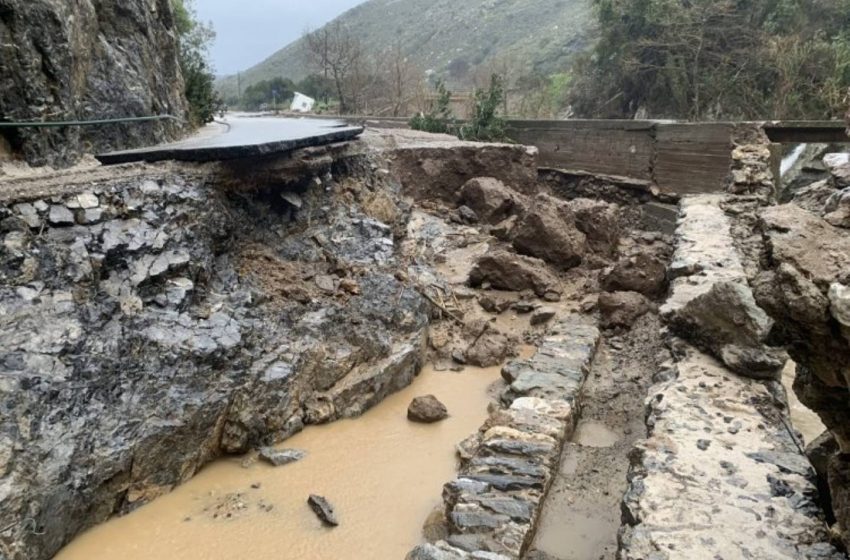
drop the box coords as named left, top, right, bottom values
left=56, top=360, right=520, bottom=560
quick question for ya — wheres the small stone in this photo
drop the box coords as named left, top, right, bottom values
left=408, top=395, right=449, bottom=423
left=512, top=300, right=537, bottom=313
left=48, top=205, right=75, bottom=226
left=465, top=331, right=511, bottom=367
left=451, top=348, right=467, bottom=365
left=457, top=205, right=479, bottom=223
left=478, top=293, right=515, bottom=314
left=315, top=275, right=336, bottom=293
left=78, top=208, right=105, bottom=225
left=339, top=277, right=360, bottom=295
left=66, top=192, right=99, bottom=209
left=258, top=447, right=306, bottom=467
left=530, top=308, right=556, bottom=326
left=13, top=203, right=41, bottom=228
left=307, top=494, right=339, bottom=526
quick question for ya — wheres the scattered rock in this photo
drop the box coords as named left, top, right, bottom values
left=598, top=291, right=652, bottom=329
left=459, top=177, right=525, bottom=224
left=478, top=293, right=516, bottom=314
left=48, top=205, right=75, bottom=226
left=408, top=395, right=449, bottom=423
left=406, top=542, right=470, bottom=560
left=315, top=275, right=336, bottom=293
left=791, top=179, right=836, bottom=215
left=825, top=188, right=850, bottom=228
left=307, top=494, right=339, bottom=526
left=831, top=163, right=850, bottom=189
left=258, top=447, right=306, bottom=467
left=422, top=508, right=450, bottom=542
left=468, top=250, right=561, bottom=300
left=602, top=252, right=668, bottom=297
left=66, top=192, right=99, bottom=209
left=490, top=215, right=518, bottom=241
left=666, top=281, right=785, bottom=379
left=512, top=194, right=586, bottom=269
left=568, top=198, right=620, bottom=257
left=511, top=300, right=537, bottom=314
left=13, top=203, right=41, bottom=228
left=456, top=205, right=479, bottom=224
left=530, top=308, right=556, bottom=326
left=466, top=331, right=512, bottom=368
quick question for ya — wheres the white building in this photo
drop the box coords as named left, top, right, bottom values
left=290, top=92, right=316, bottom=113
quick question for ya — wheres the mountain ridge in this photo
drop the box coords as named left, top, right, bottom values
left=216, top=0, right=593, bottom=101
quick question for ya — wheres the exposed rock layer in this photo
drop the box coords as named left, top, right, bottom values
left=0, top=150, right=429, bottom=559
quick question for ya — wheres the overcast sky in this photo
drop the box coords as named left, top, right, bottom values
left=195, top=0, right=366, bottom=76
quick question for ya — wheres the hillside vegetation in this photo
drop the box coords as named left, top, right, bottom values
left=216, top=0, right=593, bottom=102
left=571, top=0, right=850, bottom=120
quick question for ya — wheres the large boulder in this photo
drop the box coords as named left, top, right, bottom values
left=601, top=252, right=667, bottom=298
left=598, top=291, right=652, bottom=329
left=459, top=177, right=525, bottom=225
left=512, top=194, right=586, bottom=269
left=568, top=198, right=621, bottom=257
left=468, top=250, right=562, bottom=300
left=666, top=281, right=787, bottom=379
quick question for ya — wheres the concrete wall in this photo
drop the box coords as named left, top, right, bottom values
left=342, top=116, right=848, bottom=196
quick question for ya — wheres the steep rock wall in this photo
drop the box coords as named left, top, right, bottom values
left=0, top=0, right=187, bottom=166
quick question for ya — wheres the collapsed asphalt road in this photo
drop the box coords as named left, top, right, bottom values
left=96, top=116, right=364, bottom=164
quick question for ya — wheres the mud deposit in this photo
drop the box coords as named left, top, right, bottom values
left=528, top=314, right=665, bottom=560
left=56, top=360, right=525, bottom=560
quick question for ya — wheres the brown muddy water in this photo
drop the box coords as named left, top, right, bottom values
left=56, top=359, right=526, bottom=560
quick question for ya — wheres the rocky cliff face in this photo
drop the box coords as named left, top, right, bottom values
left=0, top=131, right=552, bottom=560
left=0, top=0, right=187, bottom=167
left=0, top=150, right=434, bottom=559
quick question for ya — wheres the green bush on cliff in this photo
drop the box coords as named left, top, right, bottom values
left=172, top=0, right=222, bottom=126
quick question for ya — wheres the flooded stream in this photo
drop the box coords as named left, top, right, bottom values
left=56, top=362, right=511, bottom=560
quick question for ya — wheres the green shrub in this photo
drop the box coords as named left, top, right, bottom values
left=172, top=0, right=222, bottom=126
left=409, top=80, right=454, bottom=134
left=458, top=74, right=510, bottom=143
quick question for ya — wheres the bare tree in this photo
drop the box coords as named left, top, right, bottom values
left=304, top=22, right=363, bottom=114
left=381, top=42, right=421, bottom=117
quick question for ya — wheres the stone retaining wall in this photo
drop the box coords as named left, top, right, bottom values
left=408, top=315, right=600, bottom=560
left=620, top=192, right=843, bottom=559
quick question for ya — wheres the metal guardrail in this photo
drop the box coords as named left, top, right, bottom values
left=0, top=115, right=182, bottom=128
